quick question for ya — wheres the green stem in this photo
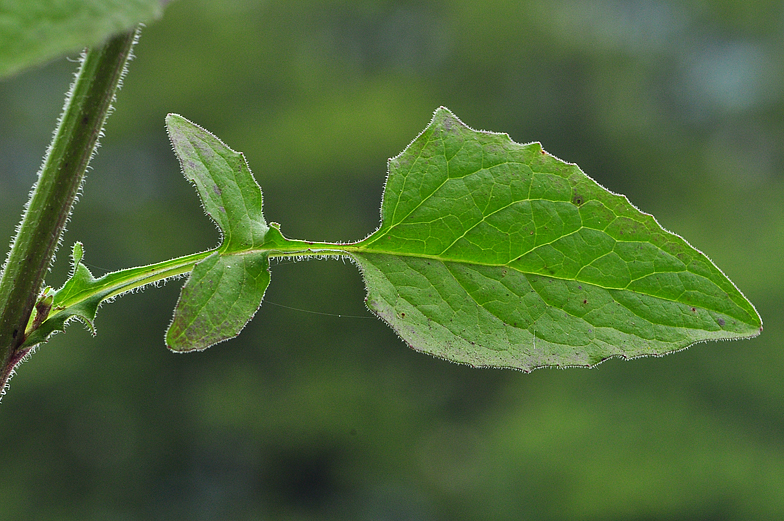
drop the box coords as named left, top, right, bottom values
left=59, top=240, right=355, bottom=308
left=0, top=28, right=139, bottom=390
left=28, top=238, right=358, bottom=340
left=86, top=250, right=212, bottom=306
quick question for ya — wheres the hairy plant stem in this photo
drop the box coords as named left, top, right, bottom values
left=21, top=239, right=357, bottom=345
left=47, top=240, right=354, bottom=313
left=96, top=242, right=356, bottom=301
left=0, top=28, right=139, bottom=393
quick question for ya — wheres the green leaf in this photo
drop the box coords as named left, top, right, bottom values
left=165, top=251, right=270, bottom=351
left=165, top=114, right=271, bottom=251
left=164, top=114, right=281, bottom=352
left=353, top=107, right=762, bottom=371
left=0, top=0, right=163, bottom=79
left=25, top=108, right=761, bottom=370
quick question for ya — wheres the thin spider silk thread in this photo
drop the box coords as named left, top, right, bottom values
left=264, top=300, right=371, bottom=319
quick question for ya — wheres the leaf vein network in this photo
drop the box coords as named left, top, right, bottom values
left=388, top=132, right=439, bottom=226
left=178, top=257, right=226, bottom=336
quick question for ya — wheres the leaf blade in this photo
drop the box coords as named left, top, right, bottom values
left=355, top=107, right=761, bottom=370
left=165, top=114, right=269, bottom=251
left=166, top=251, right=270, bottom=352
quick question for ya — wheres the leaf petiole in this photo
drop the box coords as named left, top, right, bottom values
left=22, top=237, right=354, bottom=348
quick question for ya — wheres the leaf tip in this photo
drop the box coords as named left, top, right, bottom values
left=431, top=106, right=460, bottom=126
left=165, top=339, right=199, bottom=354
left=71, top=241, right=84, bottom=265
left=164, top=326, right=222, bottom=354
left=165, top=112, right=184, bottom=123
left=164, top=325, right=194, bottom=353
left=164, top=113, right=190, bottom=135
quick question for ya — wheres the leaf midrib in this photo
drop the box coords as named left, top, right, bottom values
left=342, top=246, right=757, bottom=327
left=256, top=237, right=751, bottom=324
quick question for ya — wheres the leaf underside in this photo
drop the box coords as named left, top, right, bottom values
left=164, top=114, right=275, bottom=351
left=166, top=251, right=270, bottom=351
left=353, top=107, right=761, bottom=371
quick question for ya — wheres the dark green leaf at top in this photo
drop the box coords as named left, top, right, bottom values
left=0, top=0, right=164, bottom=79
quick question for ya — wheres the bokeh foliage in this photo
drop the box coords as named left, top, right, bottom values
left=0, top=0, right=781, bottom=519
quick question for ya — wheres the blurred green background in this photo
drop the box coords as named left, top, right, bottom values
left=1, top=0, right=782, bottom=519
